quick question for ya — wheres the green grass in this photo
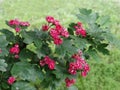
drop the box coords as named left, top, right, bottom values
left=0, top=0, right=120, bottom=90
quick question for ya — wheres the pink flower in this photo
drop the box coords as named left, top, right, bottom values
left=44, top=56, right=51, bottom=64
left=81, top=71, right=87, bottom=77
left=68, top=68, right=77, bottom=75
left=55, top=24, right=63, bottom=34
left=53, top=37, right=63, bottom=45
left=50, top=28, right=59, bottom=38
left=53, top=20, right=60, bottom=25
left=9, top=44, right=20, bottom=54
left=14, top=54, right=19, bottom=59
left=8, top=19, right=19, bottom=26
left=65, top=78, right=76, bottom=87
left=84, top=64, right=90, bottom=72
left=42, top=24, right=49, bottom=31
left=7, top=76, right=16, bottom=85
left=39, top=56, right=55, bottom=70
left=15, top=27, right=21, bottom=32
left=74, top=22, right=87, bottom=37
left=46, top=16, right=54, bottom=23
left=19, top=21, right=30, bottom=27
left=48, top=60, right=55, bottom=70
left=61, top=29, right=69, bottom=38
left=40, top=60, right=46, bottom=66
left=75, top=29, right=86, bottom=37
left=80, top=29, right=86, bottom=37
left=77, top=22, right=82, bottom=26
left=68, top=62, right=77, bottom=75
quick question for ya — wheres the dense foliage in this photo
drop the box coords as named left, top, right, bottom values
left=0, top=9, right=119, bottom=90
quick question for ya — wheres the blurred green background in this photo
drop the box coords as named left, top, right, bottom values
left=0, top=0, right=120, bottom=90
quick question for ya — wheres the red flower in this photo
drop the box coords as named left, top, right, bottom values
left=81, top=71, right=87, bottom=77
left=53, top=37, right=63, bottom=45
left=42, top=24, right=49, bottom=31
left=50, top=28, right=59, bottom=38
left=39, top=56, right=55, bottom=70
left=14, top=54, right=19, bottom=59
left=7, top=76, right=16, bottom=85
left=48, top=60, right=55, bottom=70
left=8, top=19, right=19, bottom=26
left=15, top=27, right=21, bottom=32
left=55, top=24, right=63, bottom=34
left=77, top=22, right=82, bottom=26
left=65, top=78, right=76, bottom=87
left=19, top=21, right=30, bottom=27
left=9, top=44, right=20, bottom=54
left=40, top=60, right=46, bottom=66
left=68, top=62, right=77, bottom=75
left=53, top=20, right=60, bottom=25
left=74, top=22, right=87, bottom=37
left=61, top=29, right=69, bottom=38
left=46, top=16, right=54, bottom=23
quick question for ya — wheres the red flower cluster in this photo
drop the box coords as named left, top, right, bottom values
left=8, top=19, right=30, bottom=32
left=7, top=76, right=16, bottom=85
left=40, top=56, right=55, bottom=70
left=68, top=51, right=90, bottom=77
left=9, top=44, right=20, bottom=58
left=42, top=16, right=69, bottom=45
left=65, top=77, right=76, bottom=87
left=74, top=22, right=87, bottom=37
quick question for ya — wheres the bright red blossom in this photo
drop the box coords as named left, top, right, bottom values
left=74, top=22, right=87, bottom=37
left=8, top=19, right=30, bottom=33
left=53, top=37, right=63, bottom=45
left=68, top=51, right=90, bottom=77
left=43, top=16, right=69, bottom=45
left=9, top=44, right=20, bottom=54
left=65, top=78, right=76, bottom=87
left=39, top=56, right=55, bottom=70
left=14, top=54, right=19, bottom=59
left=19, top=21, right=30, bottom=27
left=53, top=20, right=60, bottom=25
left=15, top=27, right=21, bottom=32
left=8, top=19, right=19, bottom=26
left=61, top=29, right=69, bottom=38
left=7, top=76, right=16, bottom=85
left=42, top=24, right=49, bottom=31
left=46, top=16, right=54, bottom=23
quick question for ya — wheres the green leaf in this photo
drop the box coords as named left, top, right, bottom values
left=79, top=8, right=92, bottom=15
left=0, top=59, right=7, bottom=72
left=0, top=48, right=9, bottom=57
left=97, top=43, right=109, bottom=55
left=0, top=35, right=8, bottom=47
left=72, top=36, right=88, bottom=49
left=21, top=30, right=36, bottom=44
left=12, top=81, right=36, bottom=90
left=97, top=16, right=110, bottom=26
left=86, top=48, right=101, bottom=61
left=19, top=48, right=35, bottom=61
left=34, top=39, right=42, bottom=49
left=0, top=29, right=15, bottom=42
left=68, top=23, right=76, bottom=35
left=1, top=82, right=10, bottom=89
left=11, top=62, right=43, bottom=82
left=58, top=39, right=77, bottom=55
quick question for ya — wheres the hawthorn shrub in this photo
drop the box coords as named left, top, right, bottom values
left=0, top=9, right=119, bottom=90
